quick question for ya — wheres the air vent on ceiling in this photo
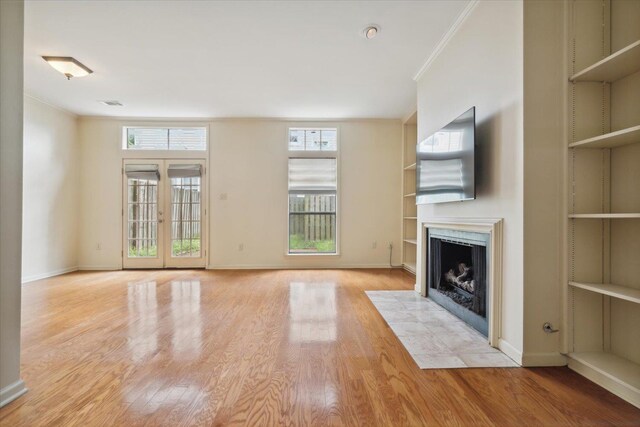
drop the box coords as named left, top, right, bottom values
left=99, top=100, right=123, bottom=106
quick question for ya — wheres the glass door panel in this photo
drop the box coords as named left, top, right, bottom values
left=122, top=161, right=164, bottom=268
left=164, top=160, right=206, bottom=268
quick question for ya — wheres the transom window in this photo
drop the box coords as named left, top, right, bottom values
left=288, top=128, right=337, bottom=151
left=124, top=127, right=207, bottom=151
left=288, top=128, right=338, bottom=254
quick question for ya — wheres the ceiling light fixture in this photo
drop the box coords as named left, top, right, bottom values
left=363, top=25, right=380, bottom=39
left=42, top=56, right=93, bottom=80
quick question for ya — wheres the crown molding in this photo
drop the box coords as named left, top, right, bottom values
left=413, top=0, right=479, bottom=82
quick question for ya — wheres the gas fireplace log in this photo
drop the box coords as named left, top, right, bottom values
left=444, top=263, right=475, bottom=293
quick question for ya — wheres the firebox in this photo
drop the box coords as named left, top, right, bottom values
left=427, top=228, right=490, bottom=336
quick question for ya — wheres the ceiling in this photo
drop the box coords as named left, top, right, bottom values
left=24, top=0, right=469, bottom=119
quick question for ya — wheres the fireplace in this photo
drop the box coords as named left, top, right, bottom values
left=427, top=228, right=489, bottom=336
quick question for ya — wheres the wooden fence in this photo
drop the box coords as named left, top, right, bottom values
left=289, top=194, right=336, bottom=242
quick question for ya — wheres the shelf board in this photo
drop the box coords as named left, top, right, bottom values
left=403, top=239, right=417, bottom=245
left=567, top=352, right=640, bottom=405
left=403, top=217, right=417, bottom=220
left=403, top=262, right=416, bottom=274
left=569, top=282, right=640, bottom=304
left=568, top=213, right=640, bottom=219
left=404, top=163, right=416, bottom=170
left=570, top=39, right=640, bottom=82
left=568, top=125, right=640, bottom=149
left=403, top=193, right=416, bottom=198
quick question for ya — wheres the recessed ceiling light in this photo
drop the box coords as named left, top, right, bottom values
left=99, top=100, right=123, bottom=107
left=42, top=56, right=93, bottom=80
left=363, top=25, right=380, bottom=39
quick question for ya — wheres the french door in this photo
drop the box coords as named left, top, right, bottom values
left=122, top=159, right=206, bottom=269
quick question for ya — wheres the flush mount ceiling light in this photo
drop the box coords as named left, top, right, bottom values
left=42, top=56, right=93, bottom=80
left=363, top=25, right=380, bottom=39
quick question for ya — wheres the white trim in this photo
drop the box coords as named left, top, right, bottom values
left=207, top=264, right=401, bottom=270
left=22, top=266, right=78, bottom=284
left=78, top=265, right=121, bottom=271
left=498, top=338, right=523, bottom=365
left=413, top=0, right=480, bottom=82
left=419, top=217, right=503, bottom=348
left=0, top=379, right=27, bottom=408
left=521, top=352, right=567, bottom=367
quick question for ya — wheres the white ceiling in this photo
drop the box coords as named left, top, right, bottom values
left=24, top=0, right=469, bottom=119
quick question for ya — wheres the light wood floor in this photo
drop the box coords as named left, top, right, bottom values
left=1, top=269, right=639, bottom=426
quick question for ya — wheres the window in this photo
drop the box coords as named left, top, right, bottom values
left=288, top=128, right=338, bottom=254
left=289, top=128, right=337, bottom=151
left=124, top=127, right=207, bottom=150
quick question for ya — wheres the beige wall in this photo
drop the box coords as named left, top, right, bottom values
left=22, top=96, right=79, bottom=282
left=415, top=0, right=525, bottom=359
left=522, top=0, right=567, bottom=366
left=78, top=118, right=402, bottom=269
left=0, top=0, right=27, bottom=407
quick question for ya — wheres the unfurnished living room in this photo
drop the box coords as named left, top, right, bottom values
left=1, top=0, right=639, bottom=425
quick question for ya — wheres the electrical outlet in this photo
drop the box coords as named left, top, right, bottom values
left=238, top=243, right=244, bottom=251
left=219, top=193, right=228, bottom=200
left=372, top=241, right=377, bottom=249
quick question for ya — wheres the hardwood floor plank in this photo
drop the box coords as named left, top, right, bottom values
left=1, top=269, right=638, bottom=426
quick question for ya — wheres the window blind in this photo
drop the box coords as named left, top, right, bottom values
left=288, top=158, right=337, bottom=194
left=125, top=164, right=160, bottom=180
left=167, top=164, right=202, bottom=178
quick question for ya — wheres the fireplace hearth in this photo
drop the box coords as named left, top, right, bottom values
left=428, top=228, right=489, bottom=336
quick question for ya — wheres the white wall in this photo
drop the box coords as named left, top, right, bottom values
left=0, top=0, right=27, bottom=407
left=78, top=118, right=402, bottom=269
left=415, top=0, right=525, bottom=359
left=22, top=96, right=79, bottom=282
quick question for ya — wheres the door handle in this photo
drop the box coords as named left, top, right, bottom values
left=158, top=219, right=164, bottom=223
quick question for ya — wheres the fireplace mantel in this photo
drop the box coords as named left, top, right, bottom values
left=419, top=218, right=503, bottom=347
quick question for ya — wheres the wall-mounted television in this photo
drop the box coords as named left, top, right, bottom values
left=416, top=107, right=475, bottom=204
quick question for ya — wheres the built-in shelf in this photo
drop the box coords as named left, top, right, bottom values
left=403, top=193, right=416, bottom=198
left=403, top=239, right=417, bottom=245
left=570, top=39, right=640, bottom=82
left=569, top=281, right=640, bottom=304
left=568, top=213, right=640, bottom=219
left=403, top=217, right=417, bottom=220
left=404, top=163, right=416, bottom=170
left=567, top=352, right=640, bottom=406
left=403, top=262, right=416, bottom=273
left=569, top=125, right=640, bottom=149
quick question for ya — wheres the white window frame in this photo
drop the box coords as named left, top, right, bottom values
left=286, top=127, right=340, bottom=256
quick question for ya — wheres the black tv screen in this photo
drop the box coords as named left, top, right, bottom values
left=416, top=107, right=475, bottom=204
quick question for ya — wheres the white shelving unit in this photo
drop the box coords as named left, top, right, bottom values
left=401, top=113, right=417, bottom=276
left=566, top=1, right=640, bottom=408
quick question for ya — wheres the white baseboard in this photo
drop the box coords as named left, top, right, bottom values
left=78, top=266, right=122, bottom=271
left=0, top=379, right=27, bottom=408
left=22, top=266, right=78, bottom=284
left=207, top=264, right=402, bottom=270
left=498, top=338, right=523, bottom=365
left=521, top=352, right=567, bottom=367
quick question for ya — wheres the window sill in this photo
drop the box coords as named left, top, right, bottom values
left=286, top=252, right=340, bottom=257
